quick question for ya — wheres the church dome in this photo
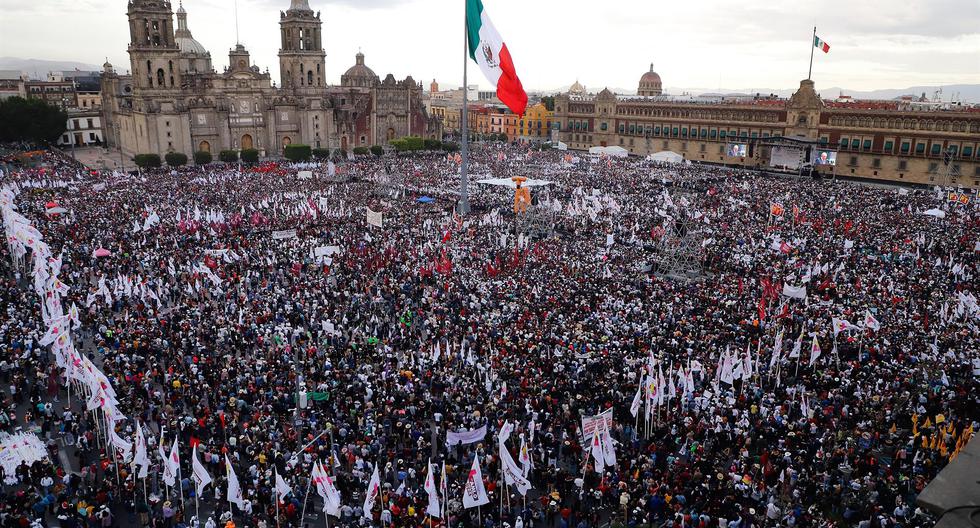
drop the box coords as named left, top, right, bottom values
left=176, top=36, right=208, bottom=55
left=341, top=52, right=379, bottom=88
left=568, top=79, right=585, bottom=95
left=638, top=63, right=662, bottom=96
left=174, top=2, right=208, bottom=55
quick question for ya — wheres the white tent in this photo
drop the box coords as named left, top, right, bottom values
left=588, top=146, right=628, bottom=158
left=555, top=141, right=568, bottom=151
left=646, top=151, right=689, bottom=164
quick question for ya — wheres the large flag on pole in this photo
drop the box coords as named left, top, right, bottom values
left=191, top=445, right=212, bottom=496
left=466, top=0, right=528, bottom=115
left=362, top=464, right=381, bottom=519
left=133, top=422, right=150, bottom=478
left=275, top=470, right=292, bottom=501
left=814, top=35, right=830, bottom=53
left=225, top=455, right=245, bottom=509
left=462, top=456, right=490, bottom=508
left=160, top=444, right=176, bottom=487
left=424, top=459, right=441, bottom=518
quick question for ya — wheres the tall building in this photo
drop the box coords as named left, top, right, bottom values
left=101, top=0, right=440, bottom=159
left=553, top=66, right=980, bottom=187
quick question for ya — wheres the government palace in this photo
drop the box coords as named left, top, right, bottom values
left=100, top=0, right=441, bottom=159
left=552, top=66, right=980, bottom=188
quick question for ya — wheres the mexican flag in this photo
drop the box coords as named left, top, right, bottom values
left=466, top=0, right=528, bottom=115
left=814, top=35, right=830, bottom=53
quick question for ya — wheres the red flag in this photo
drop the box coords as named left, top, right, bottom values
left=190, top=436, right=201, bottom=449
left=218, top=412, right=226, bottom=429
left=442, top=230, right=452, bottom=243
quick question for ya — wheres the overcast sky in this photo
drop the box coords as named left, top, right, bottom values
left=2, top=0, right=979, bottom=93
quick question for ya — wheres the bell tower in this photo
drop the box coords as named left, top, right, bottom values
left=278, top=0, right=325, bottom=91
left=127, top=0, right=181, bottom=90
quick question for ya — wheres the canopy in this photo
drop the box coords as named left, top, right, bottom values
left=93, top=248, right=112, bottom=257
left=476, top=178, right=554, bottom=189
left=588, top=146, right=628, bottom=158
left=416, top=196, right=436, bottom=203
left=647, top=151, right=689, bottom=164
left=45, top=207, right=68, bottom=215
left=554, top=141, right=568, bottom=151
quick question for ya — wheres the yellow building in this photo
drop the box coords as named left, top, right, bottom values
left=518, top=102, right=554, bottom=143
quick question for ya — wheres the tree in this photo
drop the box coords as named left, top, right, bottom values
left=370, top=145, right=384, bottom=156
left=333, top=148, right=346, bottom=159
left=240, top=148, right=259, bottom=163
left=194, top=151, right=213, bottom=165
left=423, top=138, right=441, bottom=151
left=353, top=146, right=369, bottom=155
left=441, top=142, right=460, bottom=152
left=164, top=152, right=188, bottom=167
left=0, top=97, right=67, bottom=144
left=312, top=148, right=331, bottom=159
left=134, top=153, right=162, bottom=169
left=219, top=150, right=239, bottom=163
left=540, top=95, right=556, bottom=112
left=284, top=144, right=312, bottom=162
left=403, top=136, right=424, bottom=151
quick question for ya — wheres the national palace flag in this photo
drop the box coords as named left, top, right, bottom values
left=466, top=0, right=528, bottom=115
left=814, top=35, right=830, bottom=53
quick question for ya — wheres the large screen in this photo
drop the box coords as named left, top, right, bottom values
left=727, top=143, right=747, bottom=157
left=813, top=150, right=837, bottom=166
left=770, top=146, right=804, bottom=170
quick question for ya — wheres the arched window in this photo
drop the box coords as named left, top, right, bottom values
left=300, top=63, right=304, bottom=85
left=156, top=68, right=165, bottom=86
left=307, top=70, right=313, bottom=85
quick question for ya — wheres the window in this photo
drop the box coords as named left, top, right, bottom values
left=681, top=127, right=687, bottom=137
left=840, top=137, right=848, bottom=148
left=898, top=160, right=908, bottom=170
left=629, top=125, right=636, bottom=134
left=719, top=131, right=727, bottom=138
left=700, top=129, right=707, bottom=138
left=963, top=146, right=973, bottom=157
left=582, top=122, right=588, bottom=131
left=931, top=144, right=941, bottom=155
left=671, top=127, right=678, bottom=136
left=928, top=162, right=939, bottom=173
left=849, top=156, right=858, bottom=166
left=863, top=139, right=872, bottom=151
left=900, top=142, right=910, bottom=153
left=710, top=130, right=717, bottom=139
left=872, top=158, right=881, bottom=168
left=89, top=133, right=96, bottom=141
left=851, top=139, right=860, bottom=149
left=740, top=131, right=748, bottom=138
left=617, top=123, right=623, bottom=133
left=654, top=126, right=661, bottom=135
left=915, top=143, right=925, bottom=154
left=884, top=141, right=893, bottom=152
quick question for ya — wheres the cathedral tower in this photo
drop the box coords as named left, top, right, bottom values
left=127, top=0, right=182, bottom=90
left=278, top=0, right=325, bottom=91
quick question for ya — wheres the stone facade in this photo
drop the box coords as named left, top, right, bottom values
left=101, top=0, right=440, bottom=160
left=554, top=70, right=980, bottom=188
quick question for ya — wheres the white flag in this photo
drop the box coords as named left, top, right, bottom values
left=108, top=425, right=133, bottom=462
left=770, top=328, right=784, bottom=368
left=191, top=445, right=212, bottom=495
left=362, top=464, right=381, bottom=518
left=499, top=441, right=532, bottom=496
left=424, top=459, right=441, bottom=518
left=589, top=427, right=605, bottom=473
left=789, top=331, right=803, bottom=358
left=808, top=335, right=822, bottom=367
left=864, top=310, right=881, bottom=331
left=315, top=461, right=341, bottom=517
left=225, top=455, right=245, bottom=509
left=629, top=375, right=643, bottom=418
left=518, top=435, right=532, bottom=477
left=275, top=470, right=292, bottom=501
left=462, top=456, right=490, bottom=509
left=133, top=422, right=150, bottom=478
left=599, top=422, right=617, bottom=468
left=160, top=444, right=176, bottom=487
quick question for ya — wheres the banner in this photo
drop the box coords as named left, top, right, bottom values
left=272, top=229, right=297, bottom=240
left=579, top=408, right=613, bottom=444
left=782, top=284, right=807, bottom=299
left=446, top=424, right=487, bottom=447
left=366, top=208, right=383, bottom=228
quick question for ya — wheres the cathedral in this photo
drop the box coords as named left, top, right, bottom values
left=100, top=0, right=441, bottom=159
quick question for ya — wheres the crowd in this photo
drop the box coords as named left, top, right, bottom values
left=0, top=143, right=977, bottom=528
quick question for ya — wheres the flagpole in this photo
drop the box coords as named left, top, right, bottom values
left=459, top=0, right=470, bottom=215
left=808, top=26, right=816, bottom=80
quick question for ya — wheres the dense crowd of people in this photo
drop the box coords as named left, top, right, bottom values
left=0, top=143, right=977, bottom=528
